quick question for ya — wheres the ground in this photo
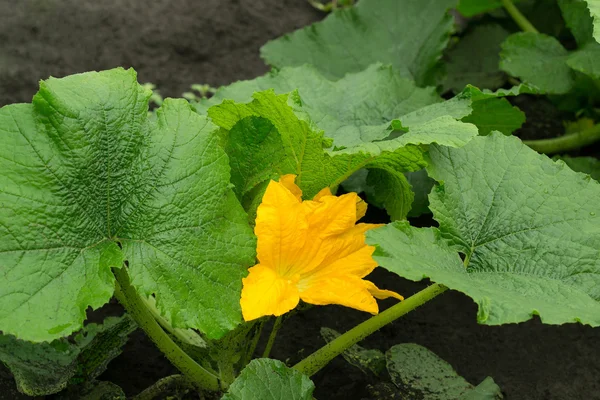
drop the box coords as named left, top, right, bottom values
left=0, top=1, right=599, bottom=399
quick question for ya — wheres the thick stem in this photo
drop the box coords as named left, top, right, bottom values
left=293, top=283, right=447, bottom=377
left=524, top=124, right=600, bottom=154
left=501, top=0, right=539, bottom=33
left=132, top=375, right=194, bottom=400
left=262, top=316, right=283, bottom=358
left=113, top=267, right=221, bottom=392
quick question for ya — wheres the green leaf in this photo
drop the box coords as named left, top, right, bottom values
left=444, top=24, right=509, bottom=92
left=369, top=133, right=600, bottom=326
left=462, top=98, right=525, bottom=135
left=260, top=0, right=458, bottom=86
left=56, top=381, right=126, bottom=400
left=208, top=89, right=478, bottom=220
left=0, top=68, right=255, bottom=342
left=584, top=0, right=600, bottom=43
left=558, top=0, right=595, bottom=45
left=222, top=359, right=315, bottom=400
left=567, top=42, right=600, bottom=79
left=198, top=64, right=442, bottom=149
left=500, top=32, right=575, bottom=94
left=457, top=0, right=503, bottom=16
left=386, top=343, right=502, bottom=399
left=555, top=155, right=600, bottom=180
left=0, top=315, right=135, bottom=396
left=321, top=327, right=386, bottom=376
left=406, top=169, right=436, bottom=217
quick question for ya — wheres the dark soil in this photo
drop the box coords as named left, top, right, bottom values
left=1, top=1, right=600, bottom=400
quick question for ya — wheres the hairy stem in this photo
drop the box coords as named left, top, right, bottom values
left=132, top=375, right=194, bottom=400
left=293, top=283, right=448, bottom=377
left=501, top=0, right=539, bottom=33
left=524, top=124, right=600, bottom=154
left=113, top=267, right=221, bottom=392
left=262, top=316, right=283, bottom=358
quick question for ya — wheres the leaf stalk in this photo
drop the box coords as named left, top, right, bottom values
left=501, top=0, right=539, bottom=33
left=112, top=267, right=221, bottom=392
left=292, top=283, right=448, bottom=377
left=524, top=124, right=600, bottom=154
left=262, top=315, right=284, bottom=358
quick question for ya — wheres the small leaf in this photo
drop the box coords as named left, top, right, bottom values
left=0, top=315, right=135, bottom=396
left=321, top=327, right=386, bottom=376
left=386, top=344, right=503, bottom=399
left=558, top=0, right=594, bottom=45
left=462, top=98, right=525, bottom=135
left=56, top=381, right=126, bottom=400
left=583, top=0, right=600, bottom=44
left=500, top=32, right=575, bottom=94
left=555, top=155, right=600, bottom=180
left=566, top=42, right=600, bottom=79
left=369, top=133, right=600, bottom=326
left=444, top=24, right=509, bottom=92
left=260, top=0, right=458, bottom=86
left=222, top=359, right=315, bottom=400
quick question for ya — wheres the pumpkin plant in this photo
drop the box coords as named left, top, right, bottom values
left=1, top=0, right=599, bottom=398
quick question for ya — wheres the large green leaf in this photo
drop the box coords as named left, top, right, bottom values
left=222, top=359, right=314, bottom=400
left=0, top=315, right=135, bottom=396
left=0, top=68, right=255, bottom=342
left=386, top=343, right=503, bottom=399
left=260, top=0, right=458, bottom=86
left=500, top=32, right=575, bottom=94
left=208, top=89, right=478, bottom=220
left=197, top=64, right=442, bottom=149
left=566, top=42, right=600, bottom=79
left=369, top=133, right=600, bottom=326
left=444, top=24, right=509, bottom=93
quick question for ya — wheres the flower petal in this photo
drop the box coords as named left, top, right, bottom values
left=299, top=275, right=380, bottom=314
left=241, top=265, right=300, bottom=321
left=255, top=179, right=308, bottom=273
left=313, top=187, right=333, bottom=201
left=356, top=197, right=367, bottom=221
left=305, top=193, right=359, bottom=238
left=307, top=243, right=379, bottom=281
left=363, top=280, right=404, bottom=301
left=279, top=174, right=303, bottom=201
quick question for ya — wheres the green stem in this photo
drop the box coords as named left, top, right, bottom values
left=132, top=375, right=194, bottom=400
left=240, top=321, right=264, bottom=367
left=523, top=124, right=600, bottom=154
left=501, top=0, right=539, bottom=33
left=113, top=267, right=221, bottom=392
left=262, top=316, right=283, bottom=358
left=293, top=284, right=448, bottom=377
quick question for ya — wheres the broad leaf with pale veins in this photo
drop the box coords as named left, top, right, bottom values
left=207, top=89, right=478, bottom=221
left=260, top=0, right=458, bottom=86
left=222, top=359, right=314, bottom=400
left=500, top=32, right=575, bottom=94
left=0, top=68, right=255, bottom=342
left=369, top=133, right=600, bottom=326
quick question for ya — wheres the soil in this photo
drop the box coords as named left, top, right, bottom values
left=1, top=1, right=600, bottom=400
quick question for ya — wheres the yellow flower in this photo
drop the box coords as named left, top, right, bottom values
left=240, top=175, right=403, bottom=321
